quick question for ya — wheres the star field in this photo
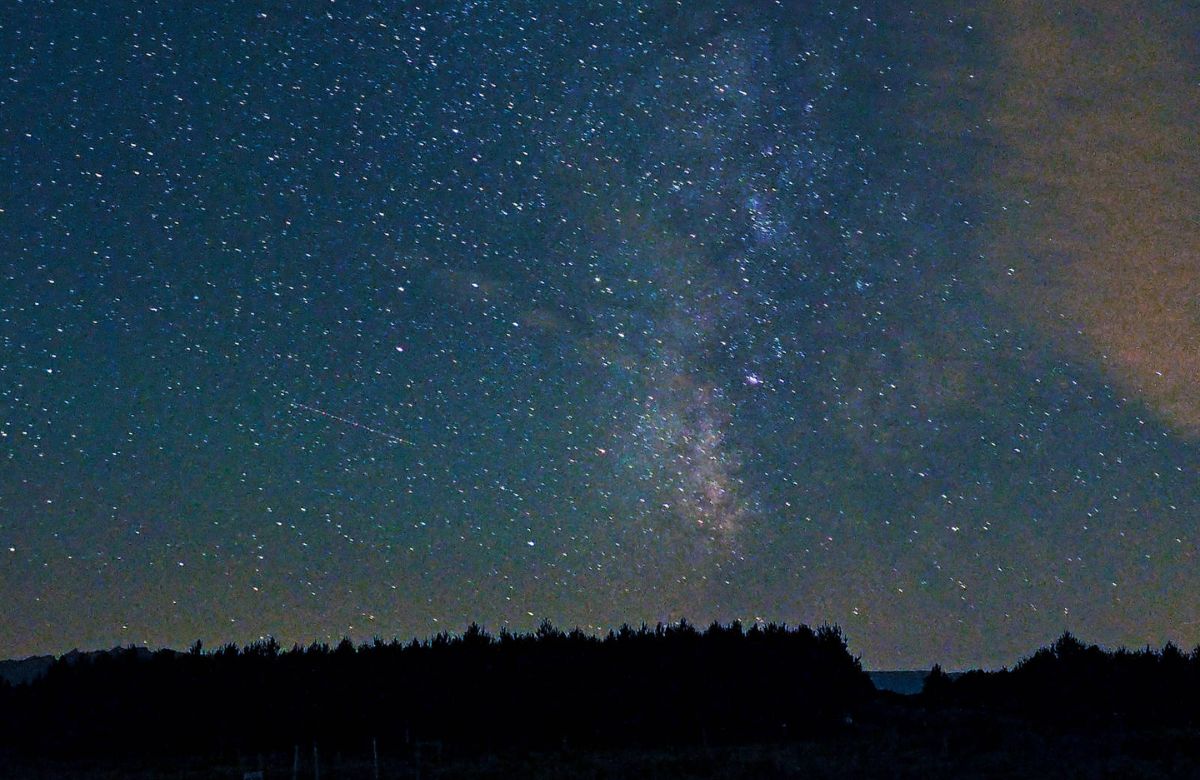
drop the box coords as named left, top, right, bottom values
left=1, top=0, right=1197, bottom=669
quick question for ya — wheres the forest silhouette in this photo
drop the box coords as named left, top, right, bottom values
left=921, top=631, right=1200, bottom=725
left=3, top=623, right=1200, bottom=777
left=0, top=621, right=869, bottom=759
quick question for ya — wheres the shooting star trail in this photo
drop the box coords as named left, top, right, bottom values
left=288, top=402, right=411, bottom=445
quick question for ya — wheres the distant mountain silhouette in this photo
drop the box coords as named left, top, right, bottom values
left=868, top=670, right=963, bottom=696
left=0, top=647, right=161, bottom=686
left=0, top=655, right=55, bottom=686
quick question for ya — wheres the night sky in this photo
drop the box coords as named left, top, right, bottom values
left=2, top=1, right=1197, bottom=670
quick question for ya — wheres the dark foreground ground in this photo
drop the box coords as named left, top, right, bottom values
left=6, top=698, right=1200, bottom=779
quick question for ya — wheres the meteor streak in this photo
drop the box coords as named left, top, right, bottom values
left=288, top=401, right=410, bottom=445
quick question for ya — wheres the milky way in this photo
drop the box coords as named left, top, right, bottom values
left=1, top=1, right=1197, bottom=669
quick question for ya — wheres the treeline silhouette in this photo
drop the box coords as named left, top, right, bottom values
left=922, top=632, right=1200, bottom=725
left=0, top=620, right=871, bottom=761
